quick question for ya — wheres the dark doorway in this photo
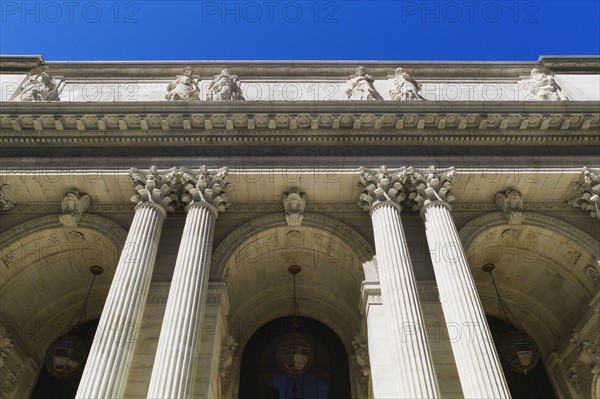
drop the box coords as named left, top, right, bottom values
left=487, top=316, right=557, bottom=399
left=239, top=317, right=351, bottom=399
left=30, top=318, right=99, bottom=399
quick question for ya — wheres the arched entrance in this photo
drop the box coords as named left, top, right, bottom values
left=239, top=317, right=351, bottom=399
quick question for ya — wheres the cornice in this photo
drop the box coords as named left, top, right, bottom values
left=1, top=102, right=598, bottom=147
left=1, top=56, right=598, bottom=77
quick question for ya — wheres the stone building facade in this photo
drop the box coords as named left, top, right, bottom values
left=0, top=55, right=599, bottom=398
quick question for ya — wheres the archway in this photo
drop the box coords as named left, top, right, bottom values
left=239, top=317, right=351, bottom=399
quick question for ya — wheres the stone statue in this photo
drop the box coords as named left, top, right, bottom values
left=345, top=66, right=383, bottom=101
left=389, top=67, right=424, bottom=101
left=165, top=67, right=200, bottom=101
left=207, top=68, right=244, bottom=101
left=10, top=66, right=61, bottom=102
left=526, top=68, right=568, bottom=101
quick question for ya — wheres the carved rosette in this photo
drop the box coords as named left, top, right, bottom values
left=0, top=184, right=15, bottom=211
left=180, top=166, right=231, bottom=213
left=495, top=190, right=525, bottom=224
left=129, top=166, right=180, bottom=212
left=406, top=166, right=456, bottom=212
left=59, top=190, right=90, bottom=227
left=357, top=165, right=408, bottom=211
left=568, top=168, right=600, bottom=218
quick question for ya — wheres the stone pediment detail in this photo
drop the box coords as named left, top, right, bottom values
left=2, top=111, right=598, bottom=134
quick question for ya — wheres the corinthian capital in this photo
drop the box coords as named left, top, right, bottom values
left=407, top=165, right=456, bottom=211
left=567, top=167, right=600, bottom=218
left=179, top=166, right=231, bottom=212
left=357, top=165, right=408, bottom=211
left=129, top=166, right=180, bottom=212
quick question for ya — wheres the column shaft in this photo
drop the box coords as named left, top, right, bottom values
left=371, top=202, right=440, bottom=398
left=76, top=202, right=166, bottom=399
left=423, top=203, right=511, bottom=398
left=147, top=202, right=217, bottom=398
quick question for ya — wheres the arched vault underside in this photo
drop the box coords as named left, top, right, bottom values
left=211, top=213, right=375, bottom=353
left=0, top=214, right=127, bottom=362
left=459, top=211, right=600, bottom=355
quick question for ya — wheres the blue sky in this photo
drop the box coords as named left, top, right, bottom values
left=1, top=0, right=599, bottom=61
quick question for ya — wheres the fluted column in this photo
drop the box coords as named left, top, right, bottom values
left=147, top=166, right=231, bottom=398
left=409, top=166, right=511, bottom=399
left=76, top=167, right=179, bottom=399
left=357, top=166, right=441, bottom=398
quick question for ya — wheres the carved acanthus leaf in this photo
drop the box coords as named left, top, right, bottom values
left=180, top=166, right=231, bottom=212
left=129, top=166, right=180, bottom=212
left=357, top=165, right=408, bottom=211
left=407, top=165, right=456, bottom=211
